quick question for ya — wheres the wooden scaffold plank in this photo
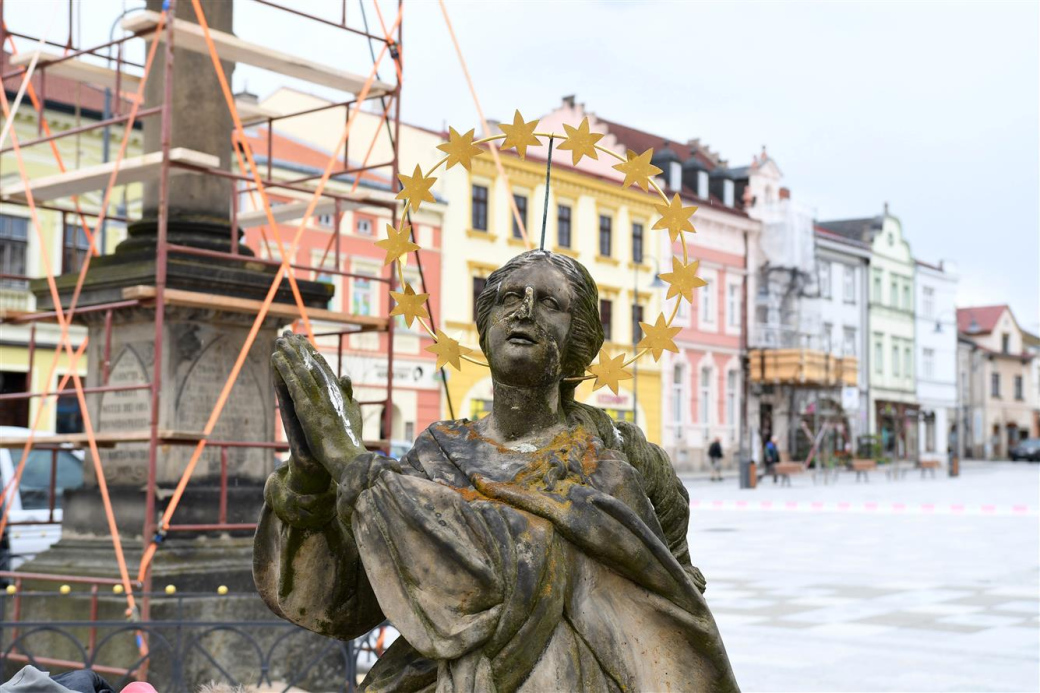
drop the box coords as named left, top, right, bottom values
left=2, top=148, right=220, bottom=202
left=122, top=11, right=396, bottom=96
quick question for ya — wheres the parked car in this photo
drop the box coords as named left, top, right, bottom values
left=0, top=426, right=85, bottom=574
left=1009, top=438, right=1040, bottom=462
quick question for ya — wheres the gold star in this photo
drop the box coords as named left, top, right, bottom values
left=499, top=110, right=541, bottom=160
left=374, top=222, right=420, bottom=266
left=659, top=256, right=708, bottom=304
left=652, top=193, right=698, bottom=242
left=396, top=164, right=437, bottom=214
left=613, top=148, right=663, bottom=192
left=389, top=283, right=430, bottom=328
left=636, top=313, right=681, bottom=361
left=586, top=349, right=634, bottom=395
left=436, top=127, right=484, bottom=171
left=557, top=117, right=604, bottom=166
left=425, top=329, right=473, bottom=371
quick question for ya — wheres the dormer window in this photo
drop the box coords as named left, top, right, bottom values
left=697, top=171, right=709, bottom=199
left=668, top=161, right=682, bottom=192
left=722, top=179, right=734, bottom=207
left=1002, top=333, right=1010, bottom=354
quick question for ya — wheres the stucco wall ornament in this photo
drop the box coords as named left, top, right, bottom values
left=383, top=111, right=705, bottom=395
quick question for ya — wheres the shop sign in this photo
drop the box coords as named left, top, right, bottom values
left=340, top=355, right=440, bottom=389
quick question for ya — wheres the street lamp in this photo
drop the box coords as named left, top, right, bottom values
left=632, top=256, right=665, bottom=428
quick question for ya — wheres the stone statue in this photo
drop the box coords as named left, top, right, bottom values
left=254, top=250, right=738, bottom=691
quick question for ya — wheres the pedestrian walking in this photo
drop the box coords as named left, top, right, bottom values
left=762, top=436, right=780, bottom=483
left=708, top=438, right=724, bottom=482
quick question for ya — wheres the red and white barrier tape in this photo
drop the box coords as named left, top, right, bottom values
left=690, top=499, right=1038, bottom=517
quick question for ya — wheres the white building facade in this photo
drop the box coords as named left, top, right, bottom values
left=914, top=260, right=959, bottom=463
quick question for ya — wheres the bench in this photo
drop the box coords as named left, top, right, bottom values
left=773, top=462, right=805, bottom=486
left=851, top=458, right=876, bottom=482
left=918, top=459, right=941, bottom=478
left=885, top=461, right=912, bottom=481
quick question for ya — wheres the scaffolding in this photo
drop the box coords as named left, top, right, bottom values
left=0, top=0, right=407, bottom=677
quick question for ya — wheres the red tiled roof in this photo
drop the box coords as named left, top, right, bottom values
left=594, top=116, right=716, bottom=170
left=957, top=305, right=1008, bottom=335
left=3, top=52, right=133, bottom=115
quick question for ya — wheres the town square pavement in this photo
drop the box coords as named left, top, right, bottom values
left=685, top=461, right=1039, bottom=692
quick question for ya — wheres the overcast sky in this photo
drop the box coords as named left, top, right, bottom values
left=11, top=0, right=1039, bottom=330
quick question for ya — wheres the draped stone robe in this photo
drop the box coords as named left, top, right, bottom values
left=254, top=421, right=738, bottom=692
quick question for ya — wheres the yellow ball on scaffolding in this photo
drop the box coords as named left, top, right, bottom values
left=113, top=584, right=124, bottom=594
left=217, top=585, right=228, bottom=595
left=59, top=584, right=71, bottom=594
left=165, top=584, right=176, bottom=595
left=5, top=585, right=16, bottom=594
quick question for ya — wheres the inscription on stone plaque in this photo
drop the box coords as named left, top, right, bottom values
left=95, top=345, right=151, bottom=485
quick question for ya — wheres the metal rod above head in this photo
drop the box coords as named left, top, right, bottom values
left=539, top=135, right=554, bottom=251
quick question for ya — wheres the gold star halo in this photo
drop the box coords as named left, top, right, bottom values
left=636, top=314, right=682, bottom=361
left=499, top=110, right=541, bottom=160
left=653, top=193, right=698, bottom=243
left=436, top=127, right=484, bottom=171
left=396, top=164, right=437, bottom=214
left=659, top=257, right=708, bottom=304
left=586, top=349, right=634, bottom=395
left=425, top=329, right=474, bottom=371
left=389, top=283, right=430, bottom=328
left=377, top=110, right=711, bottom=383
left=374, top=222, right=420, bottom=266
left=557, top=117, right=604, bottom=166
left=613, top=148, right=663, bottom=192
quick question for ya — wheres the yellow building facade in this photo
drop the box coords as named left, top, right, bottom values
left=1, top=80, right=141, bottom=433
left=438, top=150, right=664, bottom=444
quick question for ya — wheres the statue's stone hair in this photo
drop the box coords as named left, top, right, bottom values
left=474, top=250, right=603, bottom=397
left=472, top=251, right=702, bottom=591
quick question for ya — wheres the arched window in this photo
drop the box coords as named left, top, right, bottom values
left=699, top=366, right=712, bottom=425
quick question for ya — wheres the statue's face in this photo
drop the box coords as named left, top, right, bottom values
left=485, top=261, right=574, bottom=388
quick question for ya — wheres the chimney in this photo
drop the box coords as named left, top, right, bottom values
left=562, top=94, right=576, bottom=108
left=779, top=187, right=790, bottom=200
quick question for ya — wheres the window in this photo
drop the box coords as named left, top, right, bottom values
left=922, top=286, right=934, bottom=319
left=1015, top=375, right=1024, bottom=400
left=356, top=217, right=373, bottom=236
left=632, top=223, right=644, bottom=263
left=904, top=346, right=912, bottom=379
left=631, top=303, right=644, bottom=343
left=902, top=284, right=910, bottom=311
left=512, top=194, right=528, bottom=239
left=843, top=327, right=856, bottom=357
left=726, top=371, right=737, bottom=425
left=0, top=214, right=28, bottom=289
left=55, top=389, right=83, bottom=434
left=557, top=204, right=572, bottom=248
left=923, top=348, right=935, bottom=380
left=317, top=213, right=335, bottom=229
left=843, top=265, right=855, bottom=303
left=817, top=260, right=831, bottom=299
left=16, top=449, right=83, bottom=510
left=892, top=344, right=900, bottom=377
left=699, top=367, right=711, bottom=424
left=1002, top=333, right=1010, bottom=354
left=471, top=184, right=488, bottom=231
left=822, top=323, right=833, bottom=353
left=672, top=366, right=684, bottom=434
left=727, top=283, right=740, bottom=328
left=599, top=299, right=613, bottom=341
left=351, top=271, right=377, bottom=317
left=991, top=372, right=1000, bottom=398
left=874, top=336, right=884, bottom=374
left=700, top=278, right=715, bottom=324
left=472, top=276, right=487, bottom=322
left=890, top=280, right=898, bottom=308
left=598, top=215, right=612, bottom=257
left=0, top=371, right=29, bottom=426
left=872, top=271, right=882, bottom=303
left=62, top=223, right=91, bottom=274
